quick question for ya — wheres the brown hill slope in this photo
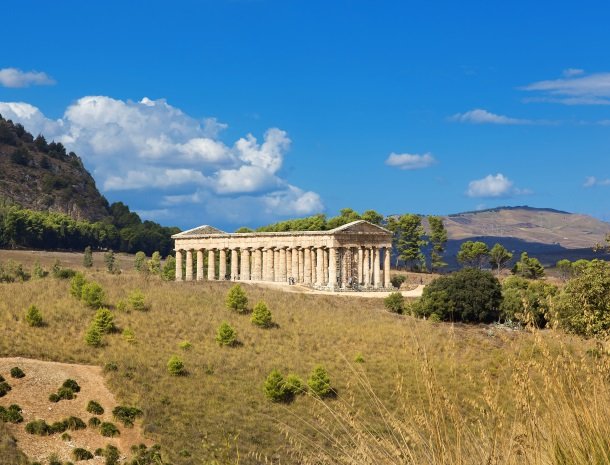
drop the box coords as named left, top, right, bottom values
left=0, top=115, right=109, bottom=221
left=442, top=206, right=610, bottom=249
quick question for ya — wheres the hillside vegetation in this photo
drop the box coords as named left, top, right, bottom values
left=1, top=250, right=609, bottom=465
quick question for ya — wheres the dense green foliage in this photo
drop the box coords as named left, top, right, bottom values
left=251, top=301, right=273, bottom=327
left=9, top=367, right=25, bottom=378
left=512, top=252, right=545, bottom=279
left=216, top=322, right=238, bottom=346
left=489, top=243, right=513, bottom=274
left=86, top=400, right=104, bottom=415
left=395, top=214, right=427, bottom=270
left=25, top=304, right=44, bottom=327
left=263, top=369, right=291, bottom=402
left=500, top=277, right=558, bottom=327
left=112, top=406, right=143, bottom=426
left=557, top=260, right=610, bottom=337
left=0, top=404, right=23, bottom=423
left=428, top=216, right=448, bottom=271
left=457, top=241, right=490, bottom=269
left=252, top=208, right=383, bottom=232
left=167, top=355, right=186, bottom=376
left=226, top=284, right=248, bottom=313
left=415, top=268, right=502, bottom=323
left=307, top=366, right=334, bottom=398
left=81, top=282, right=105, bottom=308
left=384, top=292, right=405, bottom=314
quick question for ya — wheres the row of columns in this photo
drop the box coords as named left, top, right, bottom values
left=175, top=246, right=392, bottom=289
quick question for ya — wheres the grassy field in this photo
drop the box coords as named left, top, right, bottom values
left=0, top=250, right=607, bottom=465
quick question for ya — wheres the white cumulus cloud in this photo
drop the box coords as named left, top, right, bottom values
left=385, top=152, right=436, bottom=170
left=449, top=108, right=532, bottom=125
left=466, top=173, right=530, bottom=198
left=0, top=68, right=56, bottom=88
left=0, top=95, right=323, bottom=225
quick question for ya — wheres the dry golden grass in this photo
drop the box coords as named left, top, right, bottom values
left=0, top=250, right=604, bottom=464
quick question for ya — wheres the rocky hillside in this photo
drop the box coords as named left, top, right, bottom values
left=0, top=115, right=109, bottom=221
left=442, top=206, right=610, bottom=249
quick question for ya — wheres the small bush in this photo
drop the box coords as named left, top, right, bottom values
left=226, top=284, right=248, bottom=313
left=88, top=417, right=101, bottom=427
left=0, top=381, right=12, bottom=397
left=251, top=301, right=273, bottom=328
left=103, top=362, right=118, bottom=372
left=100, top=422, right=120, bottom=437
left=85, top=323, right=103, bottom=347
left=354, top=354, right=365, bottom=363
left=32, top=261, right=47, bottom=279
left=81, top=282, right=105, bottom=308
left=25, top=304, right=44, bottom=327
left=86, top=400, right=104, bottom=415
left=10, top=366, right=25, bottom=378
left=122, top=328, right=137, bottom=344
left=73, top=448, right=94, bottom=460
left=284, top=374, right=306, bottom=396
left=70, top=272, right=87, bottom=299
left=83, top=246, right=93, bottom=268
left=390, top=275, right=407, bottom=289
left=167, top=355, right=185, bottom=376
left=263, top=369, right=290, bottom=402
left=128, top=290, right=148, bottom=311
left=49, top=420, right=68, bottom=434
left=134, top=251, right=147, bottom=271
left=62, top=379, right=81, bottom=393
left=49, top=393, right=60, bottom=402
left=66, top=416, right=87, bottom=431
left=178, top=340, right=192, bottom=350
left=93, top=308, right=115, bottom=333
left=384, top=292, right=405, bottom=314
left=216, top=322, right=237, bottom=346
left=116, top=299, right=128, bottom=312
left=25, top=419, right=51, bottom=435
left=102, top=444, right=120, bottom=465
left=56, top=386, right=75, bottom=400
left=307, top=365, right=334, bottom=398
left=0, top=404, right=23, bottom=423
left=112, top=406, right=143, bottom=427
left=61, top=432, right=71, bottom=441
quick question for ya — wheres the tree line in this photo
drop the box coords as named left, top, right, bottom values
left=0, top=201, right=179, bottom=256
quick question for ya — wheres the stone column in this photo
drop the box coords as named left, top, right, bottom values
left=253, top=248, right=263, bottom=280
left=373, top=247, right=380, bottom=288
left=341, top=248, right=349, bottom=288
left=384, top=246, right=391, bottom=288
left=207, top=249, right=216, bottom=280
left=231, top=249, right=239, bottom=280
left=286, top=248, right=292, bottom=280
left=274, top=249, right=281, bottom=281
left=219, top=248, right=227, bottom=280
left=185, top=249, right=193, bottom=281
left=315, top=247, right=324, bottom=286
left=328, top=247, right=337, bottom=289
left=357, top=247, right=364, bottom=285
left=196, top=249, right=204, bottom=281
left=241, top=248, right=251, bottom=280
left=363, top=248, right=371, bottom=287
left=268, top=248, right=275, bottom=281
left=279, top=248, right=287, bottom=282
left=175, top=250, right=183, bottom=281
left=303, top=247, right=312, bottom=284
left=323, top=248, right=329, bottom=285
left=298, top=248, right=305, bottom=283
left=291, top=248, right=299, bottom=282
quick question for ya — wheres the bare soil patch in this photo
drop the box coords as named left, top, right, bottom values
left=0, top=357, right=150, bottom=463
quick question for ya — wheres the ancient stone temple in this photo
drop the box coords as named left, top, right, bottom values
left=172, top=220, right=393, bottom=291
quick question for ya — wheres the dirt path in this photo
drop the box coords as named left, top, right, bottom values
left=241, top=280, right=425, bottom=298
left=0, top=357, right=150, bottom=463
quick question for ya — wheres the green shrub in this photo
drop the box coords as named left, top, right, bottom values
left=284, top=374, right=306, bottom=396
left=0, top=381, right=12, bottom=397
left=161, top=255, right=176, bottom=281
left=128, top=290, right=148, bottom=311
left=81, top=282, right=105, bottom=308
left=25, top=419, right=51, bottom=435
left=85, top=323, right=103, bottom=347
left=384, top=292, right=405, bottom=314
left=122, top=328, right=137, bottom=344
left=70, top=272, right=88, bottom=299
left=0, top=404, right=23, bottom=423
left=148, top=251, right=161, bottom=275
left=512, top=252, right=545, bottom=279
left=167, top=355, right=185, bottom=376
left=104, top=250, right=119, bottom=274
left=129, top=444, right=163, bottom=465
left=93, top=308, right=115, bottom=333
left=112, top=406, right=143, bottom=427
left=49, top=420, right=68, bottom=434
left=263, top=369, right=290, bottom=402
left=500, top=276, right=558, bottom=327
left=10, top=366, right=25, bottom=378
left=226, top=284, right=248, bottom=313
left=49, top=393, right=60, bottom=402
left=390, top=275, right=407, bottom=289
left=354, top=353, right=365, bottom=363
left=66, top=416, right=87, bottom=431
left=32, top=261, right=47, bottom=278
left=62, top=379, right=81, bottom=393
left=73, top=448, right=94, bottom=460
left=116, top=299, right=128, bottom=312
left=103, top=362, right=118, bottom=372
left=102, top=444, right=120, bottom=465
left=134, top=251, right=147, bottom=272
left=307, top=365, right=334, bottom=398
left=414, top=268, right=502, bottom=323
left=86, top=400, right=104, bottom=415
left=216, top=322, right=237, bottom=346
left=88, top=417, right=101, bottom=427
left=61, top=432, right=71, bottom=441
left=56, top=386, right=75, bottom=400
left=25, top=304, right=44, bottom=327
left=251, top=301, right=273, bottom=327
left=51, top=260, right=77, bottom=279
left=178, top=340, right=192, bottom=350
left=83, top=246, right=93, bottom=268
left=100, top=422, right=120, bottom=437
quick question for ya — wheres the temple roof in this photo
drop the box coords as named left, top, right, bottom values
left=172, top=225, right=227, bottom=237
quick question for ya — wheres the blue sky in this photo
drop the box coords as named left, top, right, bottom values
left=1, top=0, right=610, bottom=230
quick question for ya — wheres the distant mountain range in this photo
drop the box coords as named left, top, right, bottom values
left=435, top=206, right=610, bottom=268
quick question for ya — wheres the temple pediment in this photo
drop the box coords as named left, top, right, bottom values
left=173, top=225, right=227, bottom=237
left=330, top=220, right=392, bottom=235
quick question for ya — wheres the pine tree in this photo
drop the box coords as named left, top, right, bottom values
left=83, top=246, right=93, bottom=268
left=397, top=214, right=427, bottom=271
left=428, top=216, right=448, bottom=271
